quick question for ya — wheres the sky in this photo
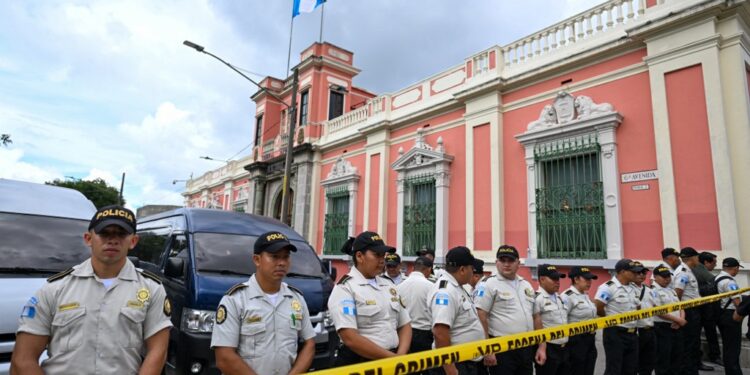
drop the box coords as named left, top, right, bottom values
left=0, top=0, right=603, bottom=209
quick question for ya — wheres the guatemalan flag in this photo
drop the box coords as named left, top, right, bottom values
left=292, top=0, right=326, bottom=17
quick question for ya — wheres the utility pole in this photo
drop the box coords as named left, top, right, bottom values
left=279, top=68, right=299, bottom=226
left=118, top=172, right=126, bottom=206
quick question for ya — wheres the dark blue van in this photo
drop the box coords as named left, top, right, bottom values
left=131, top=208, right=338, bottom=374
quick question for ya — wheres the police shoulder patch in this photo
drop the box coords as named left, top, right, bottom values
left=226, top=283, right=248, bottom=296
left=163, top=298, right=172, bottom=317
left=564, top=289, right=574, bottom=296
left=139, top=270, right=162, bottom=284
left=47, top=268, right=74, bottom=283
left=337, top=275, right=352, bottom=285
left=288, top=284, right=304, bottom=296
left=216, top=304, right=227, bottom=324
left=438, top=280, right=448, bottom=289
left=605, top=280, right=615, bottom=286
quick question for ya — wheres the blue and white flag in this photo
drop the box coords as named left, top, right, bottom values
left=293, top=0, right=326, bottom=17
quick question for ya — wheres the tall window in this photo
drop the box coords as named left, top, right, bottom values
left=254, top=115, right=263, bottom=146
left=403, top=175, right=436, bottom=256
left=323, top=188, right=350, bottom=255
left=299, top=91, right=309, bottom=126
left=329, top=91, right=344, bottom=120
left=535, top=135, right=605, bottom=259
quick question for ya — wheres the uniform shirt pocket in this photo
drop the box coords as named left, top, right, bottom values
left=119, top=306, right=147, bottom=348
left=497, top=293, right=516, bottom=306
left=239, top=323, right=267, bottom=358
left=51, top=307, right=86, bottom=354
left=357, top=305, right=380, bottom=325
left=542, top=302, right=559, bottom=312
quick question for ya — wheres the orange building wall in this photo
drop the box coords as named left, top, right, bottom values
left=473, top=123, right=493, bottom=250
left=665, top=65, right=721, bottom=250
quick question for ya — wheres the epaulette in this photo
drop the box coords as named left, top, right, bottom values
left=481, top=275, right=490, bottom=282
left=226, top=283, right=248, bottom=296
left=337, top=275, right=352, bottom=285
left=564, top=290, right=574, bottom=296
left=381, top=276, right=395, bottom=284
left=47, top=268, right=73, bottom=283
left=605, top=280, right=614, bottom=286
left=288, top=285, right=304, bottom=296
left=439, top=280, right=448, bottom=289
left=139, top=270, right=162, bottom=284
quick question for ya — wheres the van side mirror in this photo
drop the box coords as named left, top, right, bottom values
left=165, top=257, right=185, bottom=278
left=329, top=266, right=337, bottom=281
left=323, top=260, right=337, bottom=281
left=128, top=256, right=141, bottom=268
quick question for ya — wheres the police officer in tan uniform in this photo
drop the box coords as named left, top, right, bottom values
left=533, top=264, right=569, bottom=375
left=11, top=205, right=172, bottom=375
left=475, top=245, right=536, bottom=375
left=595, top=258, right=643, bottom=375
left=383, top=253, right=407, bottom=285
left=430, top=246, right=486, bottom=375
left=563, top=266, right=598, bottom=375
left=210, top=231, right=315, bottom=375
left=328, top=231, right=412, bottom=366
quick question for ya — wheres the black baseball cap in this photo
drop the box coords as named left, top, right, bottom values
left=653, top=264, right=672, bottom=278
left=352, top=231, right=395, bottom=254
left=415, top=256, right=434, bottom=268
left=385, top=253, right=401, bottom=266
left=417, top=247, right=435, bottom=257
left=496, top=245, right=519, bottom=260
left=89, top=205, right=136, bottom=234
left=633, top=261, right=649, bottom=273
left=661, top=248, right=679, bottom=259
left=615, top=259, right=645, bottom=273
left=680, top=247, right=699, bottom=258
left=254, top=231, right=297, bottom=254
left=472, top=259, right=485, bottom=274
left=722, top=257, right=743, bottom=268
left=538, top=264, right=565, bottom=279
left=569, top=266, right=598, bottom=280
left=446, top=246, right=475, bottom=267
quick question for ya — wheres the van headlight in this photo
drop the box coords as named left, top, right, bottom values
left=182, top=308, right=216, bottom=333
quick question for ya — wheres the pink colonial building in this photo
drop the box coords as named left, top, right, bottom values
left=184, top=0, right=750, bottom=285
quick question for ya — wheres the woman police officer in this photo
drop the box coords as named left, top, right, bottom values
left=327, top=231, right=412, bottom=366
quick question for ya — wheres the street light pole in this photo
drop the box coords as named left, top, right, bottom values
left=279, top=69, right=298, bottom=226
left=183, top=40, right=299, bottom=226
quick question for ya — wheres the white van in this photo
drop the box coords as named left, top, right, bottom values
left=0, top=179, right=96, bottom=374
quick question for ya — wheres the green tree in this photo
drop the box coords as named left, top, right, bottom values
left=1, top=134, right=11, bottom=147
left=47, top=178, right=124, bottom=208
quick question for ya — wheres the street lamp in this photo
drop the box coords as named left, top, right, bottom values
left=199, top=156, right=230, bottom=163
left=183, top=40, right=299, bottom=226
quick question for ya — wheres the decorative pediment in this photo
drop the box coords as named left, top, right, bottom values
left=527, top=91, right=616, bottom=132
left=391, top=128, right=454, bottom=171
left=321, top=156, right=360, bottom=187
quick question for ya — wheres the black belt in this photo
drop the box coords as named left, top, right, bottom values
left=547, top=342, right=567, bottom=349
left=638, top=326, right=652, bottom=331
left=611, top=326, right=637, bottom=334
left=654, top=322, right=672, bottom=327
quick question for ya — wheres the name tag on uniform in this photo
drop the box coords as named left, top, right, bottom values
left=58, top=302, right=80, bottom=311
left=366, top=300, right=377, bottom=305
left=245, top=315, right=262, bottom=323
left=127, top=300, right=144, bottom=308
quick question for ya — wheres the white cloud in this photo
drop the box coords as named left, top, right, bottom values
left=0, top=148, right=61, bottom=183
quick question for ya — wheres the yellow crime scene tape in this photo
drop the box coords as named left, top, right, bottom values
left=307, top=287, right=750, bottom=375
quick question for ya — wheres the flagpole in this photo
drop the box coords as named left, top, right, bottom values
left=286, top=12, right=294, bottom=75
left=318, top=2, right=325, bottom=43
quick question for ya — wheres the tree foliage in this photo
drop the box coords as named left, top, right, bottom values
left=1, top=134, right=10, bottom=147
left=47, top=178, right=124, bottom=208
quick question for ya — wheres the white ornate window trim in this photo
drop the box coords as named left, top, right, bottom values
left=516, top=92, right=624, bottom=267
left=391, top=128, right=454, bottom=261
left=321, top=157, right=360, bottom=241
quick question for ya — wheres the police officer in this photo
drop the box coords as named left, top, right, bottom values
left=715, top=257, right=743, bottom=375
left=429, top=246, right=486, bottom=375
left=651, top=264, right=686, bottom=375
left=595, top=258, right=642, bottom=375
left=210, top=231, right=315, bottom=375
left=533, top=264, right=569, bottom=375
left=661, top=248, right=681, bottom=273
left=11, top=205, right=172, bottom=375
left=563, top=266, right=598, bottom=375
left=383, top=253, right=407, bottom=285
left=397, top=256, right=434, bottom=357
left=632, top=262, right=656, bottom=375
left=463, top=259, right=485, bottom=297
left=327, top=231, right=412, bottom=365
left=695, top=251, right=720, bottom=366
left=475, top=245, right=536, bottom=375
left=673, top=247, right=702, bottom=374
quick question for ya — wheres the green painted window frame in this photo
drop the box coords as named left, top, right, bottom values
left=403, top=175, right=436, bottom=256
left=323, top=187, right=350, bottom=255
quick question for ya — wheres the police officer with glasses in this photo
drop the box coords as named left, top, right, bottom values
left=429, top=246, right=486, bottom=375
left=715, top=257, right=744, bottom=375
left=595, top=259, right=642, bottom=375
left=210, top=231, right=315, bottom=375
left=475, top=245, right=536, bottom=375
left=563, top=266, right=598, bottom=375
left=327, top=231, right=412, bottom=366
left=533, top=264, right=569, bottom=375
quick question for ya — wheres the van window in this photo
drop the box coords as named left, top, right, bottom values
left=132, top=231, right=169, bottom=267
left=0, top=213, right=90, bottom=271
left=193, top=233, right=324, bottom=278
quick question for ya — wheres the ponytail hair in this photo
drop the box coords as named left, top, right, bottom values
left=339, top=237, right=355, bottom=256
